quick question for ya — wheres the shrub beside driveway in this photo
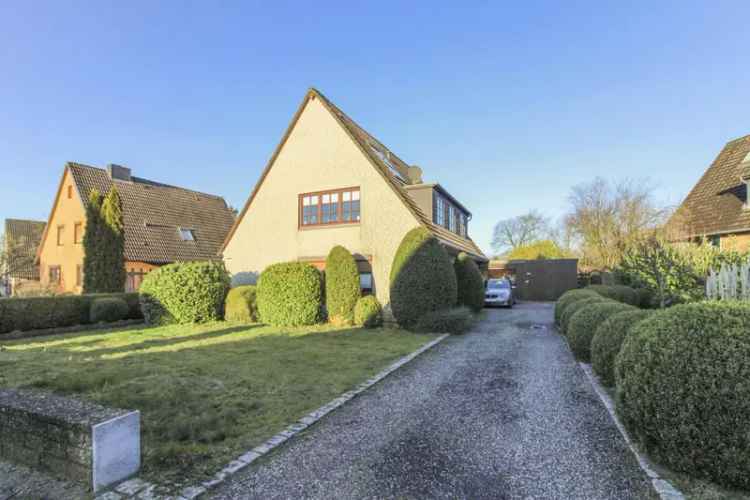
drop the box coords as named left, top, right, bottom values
left=0, top=321, right=437, bottom=486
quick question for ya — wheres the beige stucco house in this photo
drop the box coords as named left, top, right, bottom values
left=221, top=88, right=488, bottom=306
left=37, top=163, right=236, bottom=293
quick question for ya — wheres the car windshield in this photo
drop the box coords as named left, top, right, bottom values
left=487, top=280, right=510, bottom=290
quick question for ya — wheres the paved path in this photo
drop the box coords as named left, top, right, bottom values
left=211, top=303, right=655, bottom=500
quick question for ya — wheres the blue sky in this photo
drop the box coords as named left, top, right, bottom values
left=2, top=1, right=749, bottom=255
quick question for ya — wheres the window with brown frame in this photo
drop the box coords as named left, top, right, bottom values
left=49, top=265, right=61, bottom=284
left=67, top=185, right=73, bottom=199
left=76, top=265, right=82, bottom=287
left=56, top=225, right=65, bottom=246
left=74, top=222, right=83, bottom=244
left=299, top=188, right=360, bottom=227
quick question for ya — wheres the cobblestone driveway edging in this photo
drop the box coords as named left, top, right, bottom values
left=97, top=333, right=450, bottom=500
left=579, top=363, right=685, bottom=500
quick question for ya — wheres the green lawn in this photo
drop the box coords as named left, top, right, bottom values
left=0, top=322, right=437, bottom=485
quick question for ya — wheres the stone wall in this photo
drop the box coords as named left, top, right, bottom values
left=0, top=389, right=140, bottom=492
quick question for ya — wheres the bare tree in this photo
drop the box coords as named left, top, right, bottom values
left=564, top=178, right=667, bottom=269
left=491, top=210, right=550, bottom=255
left=0, top=232, right=38, bottom=294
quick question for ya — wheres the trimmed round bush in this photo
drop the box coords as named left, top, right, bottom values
left=224, top=285, right=258, bottom=323
left=257, top=262, right=323, bottom=327
left=354, top=295, right=382, bottom=328
left=586, top=284, right=638, bottom=305
left=454, top=252, right=484, bottom=313
left=90, top=297, right=129, bottom=323
left=414, top=306, right=473, bottom=334
left=560, top=295, right=607, bottom=335
left=567, top=301, right=634, bottom=361
left=390, top=227, right=457, bottom=328
left=616, top=302, right=750, bottom=488
left=325, top=246, right=361, bottom=325
left=139, top=261, right=230, bottom=325
left=555, top=289, right=599, bottom=325
left=591, top=309, right=651, bottom=387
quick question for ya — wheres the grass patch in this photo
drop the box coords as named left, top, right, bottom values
left=0, top=321, right=436, bottom=486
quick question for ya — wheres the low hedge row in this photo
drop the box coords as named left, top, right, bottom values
left=585, top=284, right=639, bottom=306
left=616, top=302, right=750, bottom=489
left=554, top=289, right=599, bottom=325
left=256, top=262, right=323, bottom=327
left=566, top=301, right=634, bottom=362
left=0, top=292, right=142, bottom=334
left=591, top=309, right=651, bottom=387
left=560, top=295, right=607, bottom=334
left=354, top=295, right=382, bottom=328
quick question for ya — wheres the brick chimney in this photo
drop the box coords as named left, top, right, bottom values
left=107, top=164, right=132, bottom=182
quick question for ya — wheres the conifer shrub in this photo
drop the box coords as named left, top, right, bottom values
left=616, top=302, right=750, bottom=488
left=353, top=295, right=382, bottom=328
left=256, top=262, right=323, bottom=327
left=325, top=246, right=360, bottom=325
left=454, top=252, right=485, bottom=312
left=90, top=297, right=129, bottom=323
left=390, top=227, right=457, bottom=328
left=554, top=288, right=599, bottom=325
left=567, top=301, right=634, bottom=362
left=591, top=309, right=651, bottom=386
left=224, top=285, right=258, bottom=323
left=139, top=261, right=230, bottom=325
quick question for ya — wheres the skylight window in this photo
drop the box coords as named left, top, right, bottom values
left=178, top=228, right=195, bottom=241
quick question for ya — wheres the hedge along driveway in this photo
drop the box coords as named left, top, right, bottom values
left=0, top=321, right=438, bottom=487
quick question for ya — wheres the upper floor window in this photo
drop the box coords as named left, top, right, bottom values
left=74, top=222, right=83, bottom=244
left=448, top=205, right=456, bottom=232
left=435, top=195, right=446, bottom=226
left=67, top=185, right=73, bottom=199
left=56, top=225, right=65, bottom=246
left=300, top=188, right=360, bottom=227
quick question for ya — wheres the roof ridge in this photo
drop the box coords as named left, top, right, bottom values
left=66, top=162, right=227, bottom=202
left=725, top=133, right=750, bottom=146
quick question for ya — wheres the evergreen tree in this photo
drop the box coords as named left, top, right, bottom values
left=82, top=190, right=103, bottom=293
left=100, top=186, right=126, bottom=292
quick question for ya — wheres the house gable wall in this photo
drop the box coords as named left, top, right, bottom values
left=38, top=169, right=87, bottom=293
left=223, top=96, right=421, bottom=304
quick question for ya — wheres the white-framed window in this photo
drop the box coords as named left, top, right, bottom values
left=360, top=272, right=373, bottom=294
left=435, top=194, right=445, bottom=226
left=178, top=228, right=195, bottom=241
left=448, top=205, right=456, bottom=232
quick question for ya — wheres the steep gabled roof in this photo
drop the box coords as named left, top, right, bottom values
left=4, top=219, right=45, bottom=280
left=39, top=163, right=235, bottom=264
left=222, top=88, right=487, bottom=261
left=672, top=134, right=750, bottom=237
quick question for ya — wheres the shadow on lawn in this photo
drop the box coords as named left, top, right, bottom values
left=17, top=324, right=419, bottom=485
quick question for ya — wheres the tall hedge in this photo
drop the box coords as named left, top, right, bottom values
left=139, top=261, right=230, bottom=325
left=566, top=301, right=634, bottom=362
left=82, top=187, right=126, bottom=293
left=390, top=227, right=457, bottom=328
left=616, top=302, right=750, bottom=488
left=454, top=252, right=484, bottom=312
left=554, top=289, right=599, bottom=325
left=256, top=262, right=323, bottom=327
left=99, top=186, right=126, bottom=292
left=325, top=246, right=360, bottom=325
left=82, top=190, right=103, bottom=294
left=591, top=309, right=651, bottom=387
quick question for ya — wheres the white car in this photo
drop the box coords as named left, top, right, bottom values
left=484, top=278, right=514, bottom=307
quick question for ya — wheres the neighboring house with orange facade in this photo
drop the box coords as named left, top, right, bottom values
left=221, top=88, right=488, bottom=306
left=36, top=163, right=236, bottom=293
left=670, top=134, right=750, bottom=250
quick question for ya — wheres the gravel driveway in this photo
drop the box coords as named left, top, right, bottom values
left=211, top=302, right=655, bottom=500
